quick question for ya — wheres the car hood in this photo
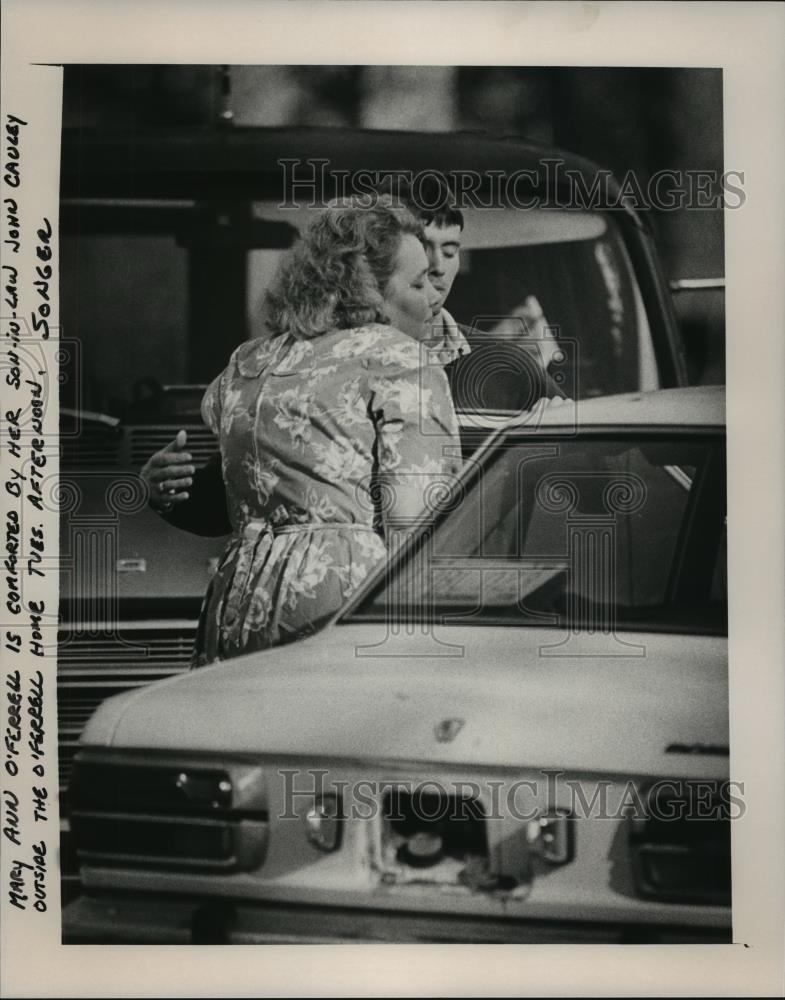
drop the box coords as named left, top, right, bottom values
left=82, top=624, right=729, bottom=779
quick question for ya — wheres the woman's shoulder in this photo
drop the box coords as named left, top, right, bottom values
left=328, top=323, right=423, bottom=371
left=223, top=327, right=426, bottom=380
left=230, top=336, right=291, bottom=378
left=203, top=336, right=285, bottom=385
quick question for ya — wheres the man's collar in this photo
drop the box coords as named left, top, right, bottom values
left=427, top=307, right=471, bottom=366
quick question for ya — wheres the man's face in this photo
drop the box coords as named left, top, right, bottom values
left=423, top=222, right=462, bottom=315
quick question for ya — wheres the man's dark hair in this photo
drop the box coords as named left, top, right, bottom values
left=375, top=173, right=464, bottom=230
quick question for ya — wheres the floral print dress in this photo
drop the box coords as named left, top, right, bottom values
left=192, top=324, right=461, bottom=666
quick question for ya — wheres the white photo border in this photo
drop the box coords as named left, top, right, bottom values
left=1, top=1, right=784, bottom=996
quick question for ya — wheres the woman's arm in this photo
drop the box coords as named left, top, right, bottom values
left=368, top=336, right=462, bottom=545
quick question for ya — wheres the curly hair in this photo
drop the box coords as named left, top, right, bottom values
left=265, top=198, right=425, bottom=341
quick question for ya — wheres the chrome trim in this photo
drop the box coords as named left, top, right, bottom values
left=669, top=278, right=725, bottom=292
left=662, top=464, right=694, bottom=491
left=59, top=619, right=199, bottom=631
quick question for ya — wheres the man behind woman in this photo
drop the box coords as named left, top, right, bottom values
left=192, top=197, right=461, bottom=666
left=144, top=177, right=565, bottom=535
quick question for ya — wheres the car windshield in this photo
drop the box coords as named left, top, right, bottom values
left=344, top=431, right=727, bottom=635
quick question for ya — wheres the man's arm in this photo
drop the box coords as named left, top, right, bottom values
left=447, top=292, right=568, bottom=411
left=447, top=329, right=565, bottom=412
left=517, top=295, right=567, bottom=400
left=164, top=452, right=231, bottom=536
left=141, top=432, right=231, bottom=537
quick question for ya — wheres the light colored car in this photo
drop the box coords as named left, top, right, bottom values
left=63, top=386, right=730, bottom=944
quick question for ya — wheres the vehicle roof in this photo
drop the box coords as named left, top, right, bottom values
left=59, top=124, right=641, bottom=224
left=459, top=386, right=725, bottom=433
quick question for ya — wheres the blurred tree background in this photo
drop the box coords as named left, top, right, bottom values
left=62, top=65, right=725, bottom=393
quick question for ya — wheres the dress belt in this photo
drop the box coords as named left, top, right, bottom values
left=220, top=519, right=383, bottom=632
left=239, top=519, right=378, bottom=538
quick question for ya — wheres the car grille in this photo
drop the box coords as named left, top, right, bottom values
left=70, top=751, right=268, bottom=873
left=128, top=426, right=217, bottom=468
left=59, top=424, right=218, bottom=472
left=628, top=781, right=732, bottom=904
left=57, top=625, right=196, bottom=802
left=61, top=423, right=123, bottom=468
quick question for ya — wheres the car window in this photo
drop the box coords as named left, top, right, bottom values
left=450, top=211, right=656, bottom=398
left=346, top=433, right=726, bottom=635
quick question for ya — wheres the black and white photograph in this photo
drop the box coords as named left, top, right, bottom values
left=2, top=2, right=784, bottom=996
left=56, top=61, right=735, bottom=947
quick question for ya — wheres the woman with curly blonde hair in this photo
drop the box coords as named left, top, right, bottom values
left=193, top=199, right=461, bottom=665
